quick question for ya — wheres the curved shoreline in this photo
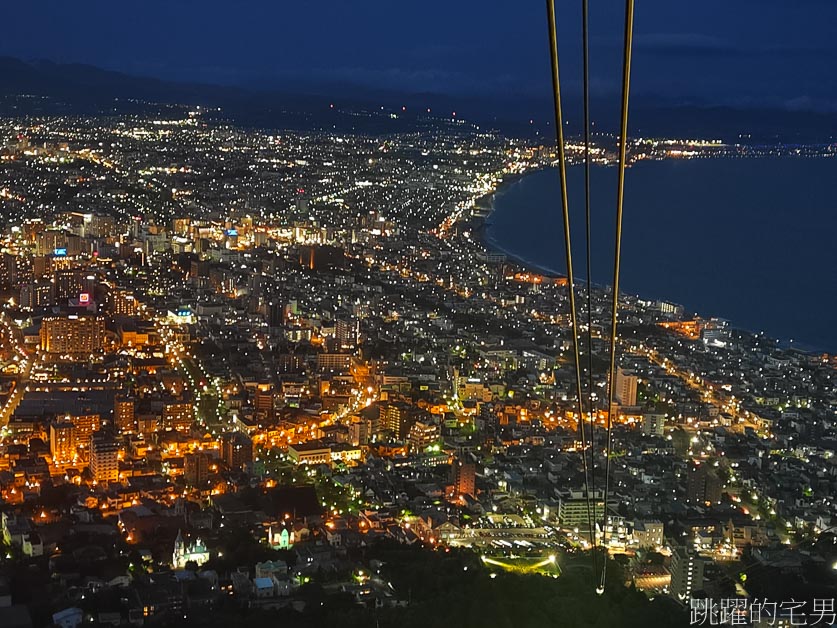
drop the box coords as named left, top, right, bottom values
left=473, top=167, right=569, bottom=279
left=468, top=162, right=831, bottom=354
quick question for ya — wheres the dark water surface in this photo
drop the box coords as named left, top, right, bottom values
left=486, top=157, right=837, bottom=351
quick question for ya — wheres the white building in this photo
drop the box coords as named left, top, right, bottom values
left=616, top=367, right=638, bottom=406
left=641, top=413, right=666, bottom=437
left=172, top=530, right=210, bottom=569
left=669, top=546, right=704, bottom=602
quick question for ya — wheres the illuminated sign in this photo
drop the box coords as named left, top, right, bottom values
left=168, top=307, right=195, bottom=325
left=79, top=293, right=90, bottom=305
left=54, top=248, right=67, bottom=256
left=225, top=229, right=238, bottom=237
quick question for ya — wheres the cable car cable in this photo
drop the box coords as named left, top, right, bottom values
left=545, top=0, right=596, bottom=570
left=599, top=0, right=635, bottom=595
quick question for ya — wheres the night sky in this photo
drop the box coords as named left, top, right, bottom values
left=1, top=0, right=835, bottom=111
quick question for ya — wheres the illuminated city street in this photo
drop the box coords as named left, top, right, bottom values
left=0, top=2, right=835, bottom=624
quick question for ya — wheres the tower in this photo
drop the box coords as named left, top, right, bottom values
left=172, top=529, right=185, bottom=568
left=686, top=461, right=722, bottom=505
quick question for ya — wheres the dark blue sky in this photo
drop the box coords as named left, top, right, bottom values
left=2, top=0, right=836, bottom=111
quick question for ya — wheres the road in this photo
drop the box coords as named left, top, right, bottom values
left=630, top=342, right=765, bottom=435
left=0, top=313, right=33, bottom=430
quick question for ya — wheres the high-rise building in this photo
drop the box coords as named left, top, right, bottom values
left=615, top=367, right=638, bottom=406
left=632, top=521, right=665, bottom=548
left=641, top=413, right=666, bottom=437
left=0, top=252, right=32, bottom=289
left=49, top=421, right=76, bottom=464
left=669, top=546, right=704, bottom=602
left=686, top=461, right=723, bottom=505
left=111, top=289, right=138, bottom=316
left=348, top=417, right=370, bottom=446
left=254, top=383, right=274, bottom=419
left=171, top=217, right=191, bottom=236
left=407, top=421, right=440, bottom=453
left=68, top=413, right=101, bottom=442
left=89, top=431, right=120, bottom=483
left=53, top=268, right=86, bottom=302
left=137, top=414, right=159, bottom=437
left=114, top=396, right=136, bottom=433
left=316, top=353, right=352, bottom=373
left=184, top=452, right=212, bottom=486
left=277, top=353, right=304, bottom=373
left=451, top=458, right=476, bottom=498
left=35, top=230, right=67, bottom=256
left=19, top=279, right=53, bottom=309
left=162, top=401, right=193, bottom=432
left=0, top=253, right=13, bottom=289
left=221, top=432, right=253, bottom=471
left=73, top=212, right=115, bottom=238
left=266, top=301, right=285, bottom=328
left=40, top=315, right=105, bottom=355
left=381, top=402, right=419, bottom=440
left=299, top=245, right=344, bottom=271
left=335, top=318, right=358, bottom=349
left=557, top=490, right=605, bottom=528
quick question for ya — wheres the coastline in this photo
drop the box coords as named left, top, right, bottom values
left=466, top=163, right=832, bottom=355
left=471, top=167, right=568, bottom=279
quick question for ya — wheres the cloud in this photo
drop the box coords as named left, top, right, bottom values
left=263, top=65, right=530, bottom=97
left=782, top=95, right=837, bottom=113
left=631, top=33, right=831, bottom=58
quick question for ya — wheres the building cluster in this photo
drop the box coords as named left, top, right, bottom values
left=0, top=111, right=834, bottom=626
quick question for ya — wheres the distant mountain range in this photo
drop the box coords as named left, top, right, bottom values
left=1, top=56, right=836, bottom=141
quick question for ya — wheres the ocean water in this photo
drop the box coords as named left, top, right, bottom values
left=485, top=157, right=837, bottom=352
